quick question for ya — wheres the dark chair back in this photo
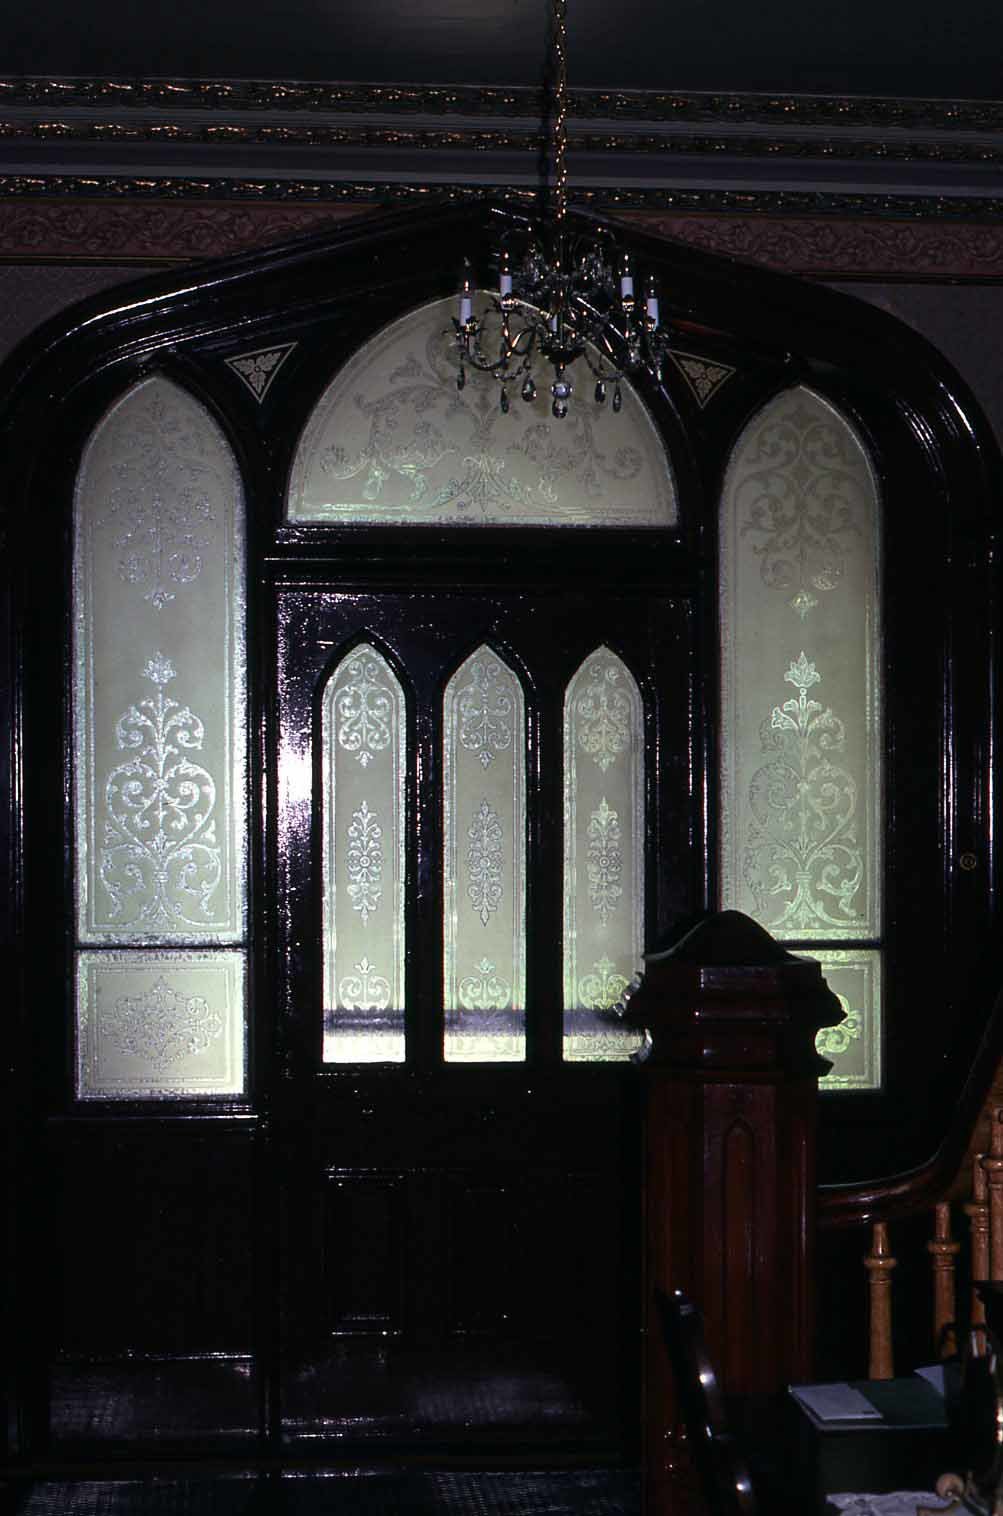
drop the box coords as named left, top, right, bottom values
left=658, top=1289, right=760, bottom=1516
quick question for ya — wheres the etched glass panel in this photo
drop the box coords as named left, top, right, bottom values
left=810, top=949, right=882, bottom=1091
left=322, top=645, right=406, bottom=1063
left=73, top=376, right=247, bottom=1101
left=287, top=295, right=677, bottom=528
left=443, top=647, right=526, bottom=1062
left=719, top=387, right=882, bottom=1093
left=563, top=648, right=645, bottom=1061
left=719, top=387, right=882, bottom=942
left=73, top=375, right=246, bottom=945
left=76, top=950, right=245, bottom=1099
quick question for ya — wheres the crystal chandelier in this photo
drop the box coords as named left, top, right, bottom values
left=453, top=0, right=671, bottom=419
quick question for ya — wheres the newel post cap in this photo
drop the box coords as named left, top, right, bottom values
left=622, top=909, right=844, bottom=1075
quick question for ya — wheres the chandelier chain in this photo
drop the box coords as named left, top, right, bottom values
left=553, top=0, right=568, bottom=228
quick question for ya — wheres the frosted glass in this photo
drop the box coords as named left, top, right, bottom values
left=73, top=375, right=247, bottom=944
left=443, top=647, right=526, bottom=1062
left=76, top=950, right=245, bottom=1098
left=719, top=387, right=882, bottom=941
left=322, top=645, right=406, bottom=1063
left=809, top=949, right=883, bottom=1091
left=287, top=296, right=677, bottom=527
left=563, top=648, right=645, bottom=1061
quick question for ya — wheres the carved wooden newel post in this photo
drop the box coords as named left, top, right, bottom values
left=623, top=910, right=842, bottom=1514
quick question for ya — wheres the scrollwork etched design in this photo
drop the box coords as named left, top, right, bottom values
left=458, top=957, right=512, bottom=1012
left=576, top=657, right=632, bottom=772
left=346, top=800, right=383, bottom=924
left=467, top=798, right=504, bottom=925
left=338, top=956, right=391, bottom=1012
left=744, top=651, right=863, bottom=932
left=815, top=993, right=863, bottom=1058
left=100, top=653, right=222, bottom=928
left=335, top=654, right=394, bottom=768
left=587, top=796, right=623, bottom=925
left=103, top=976, right=224, bottom=1064
left=737, top=401, right=867, bottom=620
left=457, top=653, right=514, bottom=768
left=577, top=955, right=630, bottom=1012
left=98, top=387, right=220, bottom=610
left=291, top=297, right=675, bottom=525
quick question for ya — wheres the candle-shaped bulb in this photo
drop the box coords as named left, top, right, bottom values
left=620, top=254, right=634, bottom=302
left=499, top=249, right=513, bottom=299
left=646, top=276, right=659, bottom=328
left=458, top=268, right=473, bottom=327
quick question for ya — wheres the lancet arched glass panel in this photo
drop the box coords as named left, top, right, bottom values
left=719, top=385, right=882, bottom=1090
left=563, top=648, right=645, bottom=1062
left=322, top=644, right=407, bottom=1063
left=442, top=647, right=526, bottom=1062
left=287, top=295, right=677, bottom=528
left=72, top=374, right=247, bottom=1098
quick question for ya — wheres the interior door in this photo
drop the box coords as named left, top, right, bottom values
left=272, top=575, right=692, bottom=1453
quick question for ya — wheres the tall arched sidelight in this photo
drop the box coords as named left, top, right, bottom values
left=72, top=375, right=247, bottom=1098
left=442, top=646, right=526, bottom=1062
left=719, top=386, right=882, bottom=1089
left=321, top=644, right=407, bottom=1063
left=563, top=648, right=646, bottom=1062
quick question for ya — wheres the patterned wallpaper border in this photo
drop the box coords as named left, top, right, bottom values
left=3, top=199, right=1003, bottom=279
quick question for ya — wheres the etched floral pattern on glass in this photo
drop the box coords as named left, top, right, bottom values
left=720, top=386, right=882, bottom=1089
left=563, top=648, right=644, bottom=1061
left=287, top=296, right=677, bottom=527
left=443, top=646, right=525, bottom=1062
left=73, top=375, right=247, bottom=1098
left=322, top=644, right=406, bottom=1062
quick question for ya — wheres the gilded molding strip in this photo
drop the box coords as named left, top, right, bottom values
left=4, top=118, right=1003, bottom=165
left=3, top=176, right=1003, bottom=223
left=3, top=77, right=1003, bottom=133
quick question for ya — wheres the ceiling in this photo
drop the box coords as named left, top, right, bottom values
left=6, top=0, right=1003, bottom=102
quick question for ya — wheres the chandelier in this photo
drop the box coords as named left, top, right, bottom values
left=453, top=0, right=671, bottom=419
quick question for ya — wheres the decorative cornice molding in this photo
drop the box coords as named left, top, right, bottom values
left=1, top=197, right=1003, bottom=279
left=3, top=117, right=1003, bottom=166
left=3, top=77, right=1003, bottom=134
left=4, top=177, right=1003, bottom=222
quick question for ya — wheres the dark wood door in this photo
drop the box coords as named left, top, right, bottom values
left=272, top=580, right=693, bottom=1452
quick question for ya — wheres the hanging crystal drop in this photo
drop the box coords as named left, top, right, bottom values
left=521, top=376, right=537, bottom=403
left=500, top=387, right=510, bottom=414
left=612, top=383, right=623, bottom=413
left=595, top=379, right=606, bottom=404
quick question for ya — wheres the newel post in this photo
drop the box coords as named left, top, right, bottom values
left=622, top=910, right=842, bottom=1509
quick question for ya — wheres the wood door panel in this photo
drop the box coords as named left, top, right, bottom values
left=51, top=1122, right=256, bottom=1357
left=273, top=580, right=679, bottom=1450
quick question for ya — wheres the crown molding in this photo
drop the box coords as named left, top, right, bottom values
left=3, top=77, right=1003, bottom=134
left=2, top=176, right=1002, bottom=222
left=2, top=76, right=1003, bottom=202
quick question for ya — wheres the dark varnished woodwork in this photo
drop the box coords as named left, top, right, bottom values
left=625, top=912, right=842, bottom=1510
left=1, top=199, right=1001, bottom=1475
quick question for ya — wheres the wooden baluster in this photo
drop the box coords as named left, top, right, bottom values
left=927, top=1202, right=960, bottom=1358
left=983, top=1110, right=1003, bottom=1280
left=864, top=1221, right=896, bottom=1380
left=966, top=1154, right=990, bottom=1326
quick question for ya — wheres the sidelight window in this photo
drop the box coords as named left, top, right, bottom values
left=719, top=385, right=883, bottom=1090
left=72, top=375, right=248, bottom=1098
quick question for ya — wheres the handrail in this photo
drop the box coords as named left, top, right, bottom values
left=819, top=981, right=1003, bottom=1230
